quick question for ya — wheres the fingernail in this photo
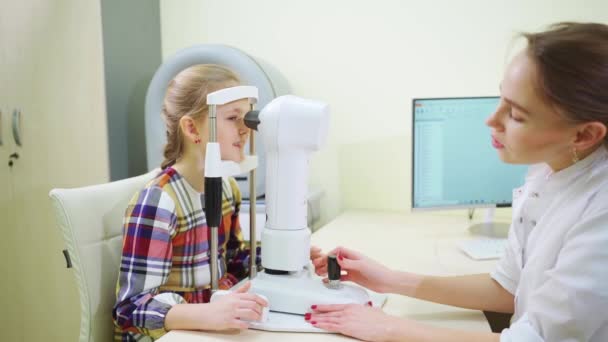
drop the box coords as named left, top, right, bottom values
left=367, top=301, right=373, bottom=306
left=338, top=254, right=344, bottom=261
left=310, top=321, right=317, bottom=325
left=304, top=313, right=311, bottom=320
left=311, top=305, right=317, bottom=309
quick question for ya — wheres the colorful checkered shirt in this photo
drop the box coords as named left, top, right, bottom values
left=112, top=167, right=257, bottom=341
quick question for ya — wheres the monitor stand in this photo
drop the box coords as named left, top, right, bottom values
left=467, top=208, right=509, bottom=238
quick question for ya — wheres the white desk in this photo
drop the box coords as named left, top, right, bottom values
left=158, top=211, right=500, bottom=341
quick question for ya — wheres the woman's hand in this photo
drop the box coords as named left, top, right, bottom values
left=308, top=303, right=399, bottom=342
left=321, top=246, right=396, bottom=293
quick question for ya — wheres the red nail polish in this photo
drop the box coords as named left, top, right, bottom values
left=311, top=321, right=317, bottom=325
left=304, top=313, right=311, bottom=320
left=338, top=254, right=344, bottom=261
left=367, top=301, right=373, bottom=306
left=311, top=305, right=317, bottom=309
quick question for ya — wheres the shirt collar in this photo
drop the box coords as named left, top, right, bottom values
left=524, top=145, right=607, bottom=188
left=545, top=144, right=608, bottom=184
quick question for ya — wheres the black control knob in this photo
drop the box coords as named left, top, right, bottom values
left=327, top=254, right=341, bottom=289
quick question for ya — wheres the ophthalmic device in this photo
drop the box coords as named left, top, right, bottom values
left=204, top=86, right=373, bottom=331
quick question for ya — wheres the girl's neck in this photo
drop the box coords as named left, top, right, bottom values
left=172, top=156, right=205, bottom=193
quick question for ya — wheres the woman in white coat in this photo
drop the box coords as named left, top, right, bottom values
left=310, top=22, right=608, bottom=341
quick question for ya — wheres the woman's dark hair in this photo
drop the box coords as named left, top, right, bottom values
left=523, top=22, right=608, bottom=140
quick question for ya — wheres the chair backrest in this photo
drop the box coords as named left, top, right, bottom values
left=49, top=170, right=158, bottom=342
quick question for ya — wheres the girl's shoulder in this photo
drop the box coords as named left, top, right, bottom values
left=222, top=177, right=242, bottom=215
left=127, top=168, right=179, bottom=208
left=141, top=167, right=181, bottom=195
left=223, top=177, right=241, bottom=201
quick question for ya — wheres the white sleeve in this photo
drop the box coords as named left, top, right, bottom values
left=500, top=314, right=543, bottom=342
left=490, top=223, right=522, bottom=295
left=504, top=209, right=608, bottom=341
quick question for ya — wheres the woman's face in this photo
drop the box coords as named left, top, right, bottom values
left=215, top=98, right=251, bottom=162
left=485, top=51, right=578, bottom=171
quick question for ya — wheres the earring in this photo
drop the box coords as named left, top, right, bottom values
left=572, top=147, right=579, bottom=164
left=194, top=137, right=201, bottom=144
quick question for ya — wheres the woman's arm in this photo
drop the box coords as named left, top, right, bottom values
left=390, top=272, right=514, bottom=313
left=388, top=318, right=501, bottom=342
left=321, top=247, right=514, bottom=313
left=310, top=303, right=501, bottom=342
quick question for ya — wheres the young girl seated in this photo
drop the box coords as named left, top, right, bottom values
left=112, top=64, right=268, bottom=340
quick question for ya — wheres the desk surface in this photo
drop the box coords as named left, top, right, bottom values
left=158, top=211, right=500, bottom=341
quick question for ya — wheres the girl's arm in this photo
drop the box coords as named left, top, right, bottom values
left=113, top=186, right=185, bottom=340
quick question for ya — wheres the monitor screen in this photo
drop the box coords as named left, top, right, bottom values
left=412, top=97, right=528, bottom=210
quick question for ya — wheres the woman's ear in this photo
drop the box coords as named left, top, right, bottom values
left=179, top=116, right=200, bottom=144
left=574, top=121, right=607, bottom=151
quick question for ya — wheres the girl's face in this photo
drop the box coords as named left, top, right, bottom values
left=215, top=98, right=251, bottom=162
left=485, top=51, right=579, bottom=171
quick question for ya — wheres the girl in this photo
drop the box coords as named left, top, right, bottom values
left=112, top=64, right=267, bottom=340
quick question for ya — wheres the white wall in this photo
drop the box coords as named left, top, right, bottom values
left=160, top=0, right=608, bottom=225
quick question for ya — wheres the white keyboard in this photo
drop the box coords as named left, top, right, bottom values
left=458, top=238, right=508, bottom=260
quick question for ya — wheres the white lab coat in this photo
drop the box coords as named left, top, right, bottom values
left=492, top=145, right=608, bottom=342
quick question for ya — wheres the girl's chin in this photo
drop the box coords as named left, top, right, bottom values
left=223, top=154, right=244, bottom=163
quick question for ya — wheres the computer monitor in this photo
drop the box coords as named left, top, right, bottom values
left=411, top=97, right=528, bottom=235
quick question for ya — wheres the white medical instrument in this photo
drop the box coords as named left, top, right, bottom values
left=205, top=86, right=377, bottom=331
left=143, top=45, right=384, bottom=332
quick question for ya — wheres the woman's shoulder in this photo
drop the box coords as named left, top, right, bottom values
left=587, top=146, right=608, bottom=181
left=575, top=149, right=608, bottom=216
left=574, top=147, right=608, bottom=202
left=583, top=170, right=608, bottom=212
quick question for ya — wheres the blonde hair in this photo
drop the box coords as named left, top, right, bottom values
left=160, top=64, right=240, bottom=169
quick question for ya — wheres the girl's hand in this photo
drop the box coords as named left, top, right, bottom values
left=202, top=281, right=268, bottom=330
left=310, top=245, right=327, bottom=273
left=308, top=303, right=399, bottom=342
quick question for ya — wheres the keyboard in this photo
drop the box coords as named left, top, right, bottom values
left=458, top=238, right=508, bottom=260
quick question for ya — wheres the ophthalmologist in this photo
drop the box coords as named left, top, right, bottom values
left=310, top=22, right=608, bottom=342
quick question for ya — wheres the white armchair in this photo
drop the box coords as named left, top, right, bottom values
left=49, top=170, right=158, bottom=342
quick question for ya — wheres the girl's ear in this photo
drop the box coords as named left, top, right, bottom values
left=179, top=116, right=200, bottom=143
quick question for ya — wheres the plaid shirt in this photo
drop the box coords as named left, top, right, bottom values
left=112, top=167, right=257, bottom=341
